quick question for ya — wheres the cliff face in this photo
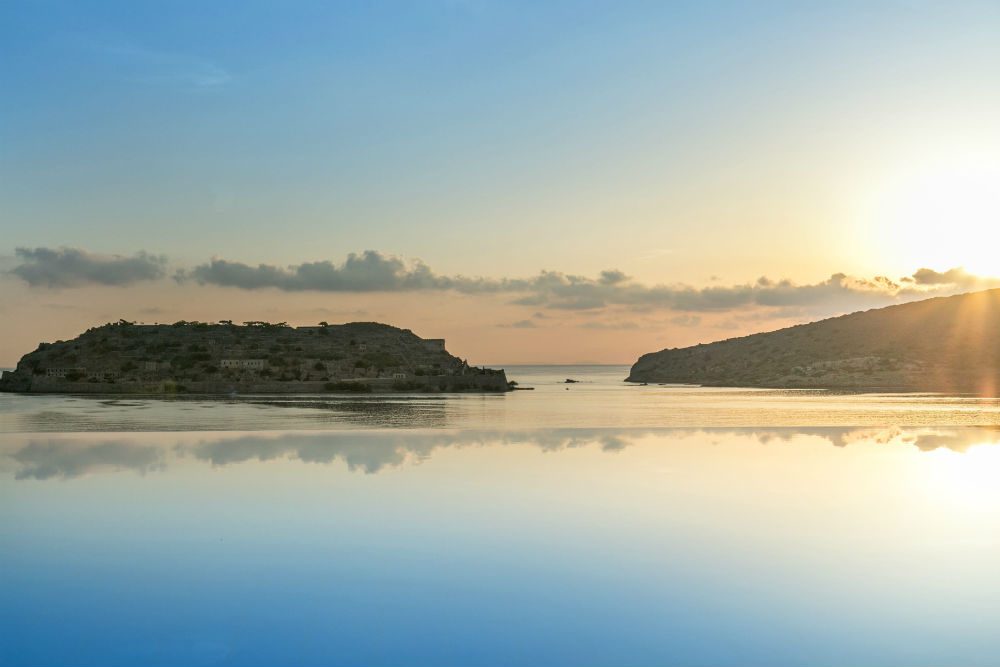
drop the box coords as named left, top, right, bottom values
left=0, top=321, right=509, bottom=394
left=628, top=289, right=1000, bottom=393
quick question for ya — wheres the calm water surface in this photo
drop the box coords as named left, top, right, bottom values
left=6, top=365, right=1000, bottom=432
left=3, top=366, right=1000, bottom=665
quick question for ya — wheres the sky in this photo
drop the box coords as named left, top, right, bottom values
left=2, top=0, right=1000, bottom=365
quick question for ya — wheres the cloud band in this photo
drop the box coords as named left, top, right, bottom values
left=9, top=246, right=998, bottom=315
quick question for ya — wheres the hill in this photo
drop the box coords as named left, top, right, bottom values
left=627, top=289, right=1000, bottom=393
left=0, top=320, right=509, bottom=394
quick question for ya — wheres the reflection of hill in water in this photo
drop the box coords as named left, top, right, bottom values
left=2, top=394, right=453, bottom=432
left=245, top=397, right=449, bottom=428
left=10, top=383, right=1000, bottom=433
left=5, top=426, right=1000, bottom=480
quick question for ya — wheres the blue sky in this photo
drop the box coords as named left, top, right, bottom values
left=2, top=1, right=999, bottom=363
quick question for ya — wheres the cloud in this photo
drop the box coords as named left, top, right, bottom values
left=502, top=319, right=538, bottom=328
left=907, top=267, right=982, bottom=287
left=599, top=269, right=629, bottom=285
left=578, top=321, right=640, bottom=330
left=179, top=256, right=893, bottom=315
left=100, top=43, right=232, bottom=89
left=499, top=270, right=898, bottom=313
left=178, top=251, right=481, bottom=293
left=669, top=315, right=702, bottom=327
left=15, top=245, right=1000, bottom=319
left=10, top=247, right=167, bottom=288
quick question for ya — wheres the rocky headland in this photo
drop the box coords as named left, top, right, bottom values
left=0, top=320, right=510, bottom=394
left=627, top=289, right=1000, bottom=394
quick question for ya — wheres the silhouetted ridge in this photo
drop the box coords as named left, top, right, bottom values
left=628, top=289, right=1000, bottom=394
left=0, top=320, right=509, bottom=394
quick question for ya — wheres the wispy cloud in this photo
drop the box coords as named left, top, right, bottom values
left=99, top=42, right=232, bottom=89
left=578, top=321, right=640, bottom=330
left=669, top=314, right=702, bottom=328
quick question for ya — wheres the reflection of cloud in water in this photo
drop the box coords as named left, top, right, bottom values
left=193, top=432, right=416, bottom=473
left=6, top=427, right=1000, bottom=480
left=750, top=426, right=1000, bottom=453
left=191, top=429, right=631, bottom=474
left=11, top=440, right=165, bottom=480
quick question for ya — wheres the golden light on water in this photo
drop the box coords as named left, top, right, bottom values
left=923, top=441, right=1000, bottom=511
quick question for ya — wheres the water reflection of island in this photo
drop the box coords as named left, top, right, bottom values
left=5, top=426, right=1000, bottom=481
left=8, top=394, right=456, bottom=433
left=244, top=396, right=453, bottom=429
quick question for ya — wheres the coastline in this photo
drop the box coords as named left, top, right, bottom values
left=0, top=375, right=511, bottom=395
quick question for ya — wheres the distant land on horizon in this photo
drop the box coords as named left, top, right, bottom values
left=628, top=288, right=1000, bottom=394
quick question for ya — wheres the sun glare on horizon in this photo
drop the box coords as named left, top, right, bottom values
left=872, top=153, right=1000, bottom=277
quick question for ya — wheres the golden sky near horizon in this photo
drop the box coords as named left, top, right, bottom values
left=2, top=2, right=999, bottom=365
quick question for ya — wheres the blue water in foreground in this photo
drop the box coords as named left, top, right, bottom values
left=3, top=367, right=1000, bottom=666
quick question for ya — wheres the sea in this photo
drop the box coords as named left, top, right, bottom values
left=3, top=365, right=1000, bottom=666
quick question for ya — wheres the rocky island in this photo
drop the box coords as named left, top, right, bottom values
left=628, top=288, right=1000, bottom=394
left=0, top=320, right=510, bottom=394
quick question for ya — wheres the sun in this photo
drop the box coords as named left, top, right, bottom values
left=873, top=153, right=1000, bottom=276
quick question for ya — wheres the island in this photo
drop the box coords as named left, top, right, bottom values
left=627, top=288, right=1000, bottom=393
left=0, top=320, right=511, bottom=394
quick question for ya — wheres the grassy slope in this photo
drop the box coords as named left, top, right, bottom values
left=628, top=289, right=1000, bottom=392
